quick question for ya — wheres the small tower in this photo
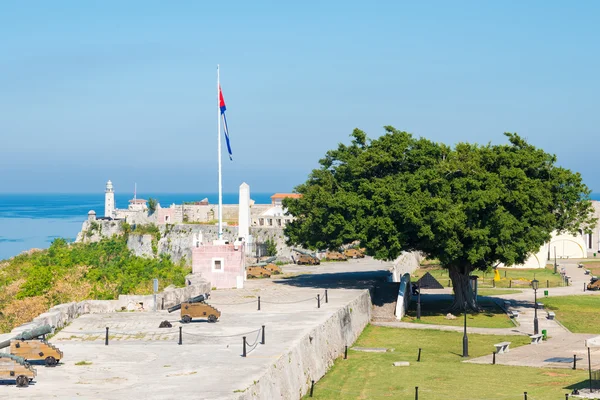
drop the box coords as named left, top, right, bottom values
left=105, top=180, right=115, bottom=218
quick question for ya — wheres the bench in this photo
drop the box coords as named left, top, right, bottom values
left=579, top=263, right=584, bottom=268
left=509, top=310, right=519, bottom=318
left=547, top=311, right=556, bottom=320
left=585, top=269, right=591, bottom=275
left=494, top=342, right=511, bottom=354
left=530, top=334, right=543, bottom=344
left=536, top=302, right=544, bottom=309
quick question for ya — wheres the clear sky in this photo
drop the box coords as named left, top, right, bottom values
left=1, top=1, right=598, bottom=194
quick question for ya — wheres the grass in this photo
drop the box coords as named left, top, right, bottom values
left=478, top=288, right=522, bottom=296
left=304, top=325, right=588, bottom=399
left=75, top=361, right=92, bottom=366
left=403, top=296, right=514, bottom=328
left=540, top=295, right=600, bottom=334
left=412, top=264, right=565, bottom=289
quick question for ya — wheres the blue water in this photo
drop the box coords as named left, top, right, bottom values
left=0, top=193, right=274, bottom=260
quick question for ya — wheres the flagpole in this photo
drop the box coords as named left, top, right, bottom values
left=217, top=65, right=223, bottom=240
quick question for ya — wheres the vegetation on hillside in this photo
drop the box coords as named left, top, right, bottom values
left=0, top=236, right=191, bottom=333
left=285, top=127, right=596, bottom=311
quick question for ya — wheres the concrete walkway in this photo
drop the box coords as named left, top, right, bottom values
left=375, top=261, right=600, bottom=370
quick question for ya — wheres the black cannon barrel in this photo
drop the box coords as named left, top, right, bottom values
left=167, top=293, right=210, bottom=313
left=0, top=324, right=52, bottom=349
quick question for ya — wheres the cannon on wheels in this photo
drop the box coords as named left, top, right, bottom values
left=0, top=325, right=62, bottom=367
left=168, top=293, right=221, bottom=323
left=0, top=353, right=37, bottom=387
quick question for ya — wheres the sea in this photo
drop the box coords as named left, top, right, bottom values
left=0, top=193, right=274, bottom=261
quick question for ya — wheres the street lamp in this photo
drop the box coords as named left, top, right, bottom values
left=532, top=279, right=539, bottom=335
left=462, top=301, right=469, bottom=357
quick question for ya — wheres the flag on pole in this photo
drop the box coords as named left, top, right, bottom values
left=219, top=86, right=233, bottom=160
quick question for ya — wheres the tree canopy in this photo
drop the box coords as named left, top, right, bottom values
left=284, top=127, right=595, bottom=310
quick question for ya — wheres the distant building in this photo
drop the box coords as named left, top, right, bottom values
left=270, top=193, right=302, bottom=206
left=128, top=198, right=148, bottom=212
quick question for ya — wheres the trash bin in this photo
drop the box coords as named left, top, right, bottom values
left=542, top=329, right=547, bottom=340
left=544, top=290, right=549, bottom=297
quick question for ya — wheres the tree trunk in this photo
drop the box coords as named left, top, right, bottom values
left=448, top=264, right=480, bottom=312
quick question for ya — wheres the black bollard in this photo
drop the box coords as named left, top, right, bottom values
left=417, top=348, right=421, bottom=362
left=242, top=337, right=247, bottom=357
left=547, top=280, right=549, bottom=288
left=565, top=394, right=569, bottom=399
left=258, top=296, right=261, bottom=311
left=310, top=380, right=314, bottom=397
left=178, top=326, right=182, bottom=345
left=105, top=327, right=109, bottom=346
left=509, top=280, right=512, bottom=288
left=573, top=354, right=577, bottom=370
left=493, top=351, right=496, bottom=365
left=344, top=345, right=348, bottom=359
left=161, top=297, right=165, bottom=310
left=493, top=279, right=495, bottom=288
left=415, top=386, right=419, bottom=400
left=317, top=294, right=321, bottom=309
left=325, top=290, right=328, bottom=303
left=262, top=325, right=266, bottom=345
left=524, top=392, right=527, bottom=400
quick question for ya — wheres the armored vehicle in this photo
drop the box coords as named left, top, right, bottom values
left=168, top=293, right=221, bottom=323
left=0, top=353, right=36, bottom=387
left=588, top=276, right=600, bottom=291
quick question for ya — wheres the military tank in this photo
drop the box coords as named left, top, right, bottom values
left=168, top=293, right=221, bottom=323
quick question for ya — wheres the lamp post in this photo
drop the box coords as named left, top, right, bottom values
left=532, top=279, right=539, bottom=335
left=462, top=301, right=469, bottom=357
left=416, top=284, right=421, bottom=320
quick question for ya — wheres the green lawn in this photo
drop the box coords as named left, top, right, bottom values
left=305, top=326, right=588, bottom=399
left=403, top=296, right=514, bottom=328
left=540, top=295, right=600, bottom=334
left=412, top=264, right=565, bottom=289
left=478, top=288, right=522, bottom=296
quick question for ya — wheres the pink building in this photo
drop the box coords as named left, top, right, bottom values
left=192, top=244, right=246, bottom=289
left=157, top=207, right=176, bottom=224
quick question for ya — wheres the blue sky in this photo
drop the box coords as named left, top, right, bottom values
left=1, top=1, right=599, bottom=193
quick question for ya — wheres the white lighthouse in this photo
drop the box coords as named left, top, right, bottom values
left=105, top=180, right=115, bottom=218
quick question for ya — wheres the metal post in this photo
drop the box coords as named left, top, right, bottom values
left=509, top=280, right=512, bottom=288
left=493, top=279, right=495, bottom=288
left=258, top=296, right=261, bottom=311
left=417, top=348, right=421, bottom=362
left=344, top=345, right=348, bottom=359
left=310, top=380, right=314, bottom=397
left=105, top=327, right=109, bottom=346
left=588, top=347, right=593, bottom=393
left=493, top=351, right=496, bottom=365
left=573, top=354, right=577, bottom=370
left=161, top=297, right=165, bottom=310
left=415, top=386, right=419, bottom=400
left=317, top=294, right=321, bottom=309
left=554, top=246, right=557, bottom=274
left=463, top=304, right=469, bottom=357
left=243, top=337, right=247, bottom=357
left=325, top=289, right=328, bottom=303
left=524, top=392, right=527, bottom=400
left=178, top=327, right=182, bottom=345
left=547, top=280, right=549, bottom=288
left=262, top=325, right=265, bottom=345
left=417, top=285, right=421, bottom=320
left=533, top=288, right=539, bottom=335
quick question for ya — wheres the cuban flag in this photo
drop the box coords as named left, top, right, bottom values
left=219, top=86, right=233, bottom=160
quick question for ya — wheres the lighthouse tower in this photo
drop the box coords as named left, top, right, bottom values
left=105, top=180, right=115, bottom=218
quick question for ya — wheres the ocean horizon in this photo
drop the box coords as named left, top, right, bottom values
left=2, top=192, right=600, bottom=261
left=0, top=192, right=275, bottom=261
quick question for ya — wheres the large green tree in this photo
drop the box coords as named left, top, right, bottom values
left=284, top=127, right=596, bottom=311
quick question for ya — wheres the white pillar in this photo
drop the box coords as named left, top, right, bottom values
left=238, top=182, right=250, bottom=241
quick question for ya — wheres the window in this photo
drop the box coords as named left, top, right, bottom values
left=277, top=219, right=282, bottom=226
left=212, top=257, right=225, bottom=273
left=259, top=218, right=264, bottom=226
left=165, top=215, right=170, bottom=223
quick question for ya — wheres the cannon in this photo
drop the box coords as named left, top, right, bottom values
left=0, top=325, right=63, bottom=367
left=0, top=353, right=37, bottom=387
left=292, top=249, right=320, bottom=265
left=325, top=251, right=348, bottom=261
left=168, top=293, right=221, bottom=323
left=246, top=257, right=282, bottom=278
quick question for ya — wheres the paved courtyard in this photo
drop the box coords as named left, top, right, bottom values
left=0, top=258, right=391, bottom=399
